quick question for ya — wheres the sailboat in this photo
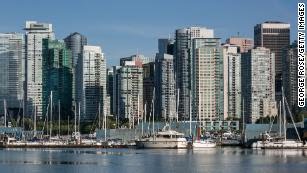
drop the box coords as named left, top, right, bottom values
left=251, top=88, right=304, bottom=149
left=192, top=92, right=216, bottom=148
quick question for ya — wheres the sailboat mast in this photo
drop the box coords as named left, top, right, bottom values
left=104, top=110, right=106, bottom=141
left=152, top=88, right=155, bottom=134
left=34, top=98, right=36, bottom=136
left=176, top=89, right=179, bottom=122
left=50, top=91, right=53, bottom=138
left=189, top=90, right=192, bottom=136
left=3, top=99, right=6, bottom=127
left=279, top=101, right=281, bottom=137
left=58, top=100, right=60, bottom=136
left=74, top=101, right=76, bottom=135
left=78, top=102, right=80, bottom=134
left=98, top=102, right=101, bottom=129
left=137, top=94, right=140, bottom=125
left=282, top=88, right=286, bottom=142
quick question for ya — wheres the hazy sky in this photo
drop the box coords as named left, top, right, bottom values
left=0, top=0, right=300, bottom=66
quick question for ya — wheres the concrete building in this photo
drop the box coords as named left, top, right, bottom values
left=254, top=21, right=290, bottom=101
left=112, top=66, right=121, bottom=120
left=24, top=21, right=55, bottom=118
left=120, top=54, right=153, bottom=67
left=225, top=36, right=253, bottom=53
left=78, top=45, right=106, bottom=121
left=283, top=41, right=307, bottom=113
left=242, top=47, right=276, bottom=123
left=0, top=33, right=24, bottom=116
left=191, top=38, right=224, bottom=122
left=155, top=53, right=176, bottom=120
left=118, top=61, right=143, bottom=127
left=64, top=32, right=87, bottom=112
left=42, top=39, right=73, bottom=119
left=223, top=44, right=241, bottom=120
left=143, top=62, right=155, bottom=118
left=175, top=27, right=214, bottom=120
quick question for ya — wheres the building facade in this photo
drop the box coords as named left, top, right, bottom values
left=225, top=36, right=253, bottom=53
left=254, top=21, right=290, bottom=101
left=42, top=39, right=73, bottom=119
left=0, top=33, right=24, bottom=116
left=143, top=62, right=155, bottom=118
left=79, top=46, right=106, bottom=121
left=242, top=47, right=276, bottom=123
left=175, top=27, right=214, bottom=120
left=24, top=21, right=55, bottom=118
left=223, top=44, right=241, bottom=120
left=118, top=61, right=143, bottom=127
left=64, top=32, right=87, bottom=112
left=191, top=38, right=223, bottom=122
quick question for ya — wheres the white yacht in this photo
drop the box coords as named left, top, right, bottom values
left=136, top=124, right=188, bottom=149
left=193, top=139, right=216, bottom=148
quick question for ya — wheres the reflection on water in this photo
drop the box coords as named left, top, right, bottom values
left=0, top=148, right=307, bottom=173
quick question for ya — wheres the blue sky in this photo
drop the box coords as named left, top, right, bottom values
left=0, top=0, right=300, bottom=66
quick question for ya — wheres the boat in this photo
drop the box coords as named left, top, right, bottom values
left=251, top=88, right=305, bottom=149
left=192, top=126, right=216, bottom=148
left=135, top=124, right=188, bottom=149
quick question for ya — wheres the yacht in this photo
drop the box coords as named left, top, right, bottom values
left=135, top=124, right=188, bottom=149
left=193, top=139, right=216, bottom=148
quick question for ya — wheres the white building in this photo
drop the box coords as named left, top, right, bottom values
left=79, top=45, right=106, bottom=121
left=0, top=33, right=24, bottom=115
left=24, top=21, right=54, bottom=118
left=223, top=44, right=241, bottom=120
left=242, top=47, right=276, bottom=123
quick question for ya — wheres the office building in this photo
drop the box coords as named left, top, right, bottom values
left=225, top=37, right=253, bottom=53
left=254, top=21, right=290, bottom=100
left=42, top=39, right=73, bottom=119
left=175, top=27, right=214, bottom=120
left=24, top=21, right=55, bottom=118
left=0, top=33, right=24, bottom=116
left=242, top=47, right=277, bottom=123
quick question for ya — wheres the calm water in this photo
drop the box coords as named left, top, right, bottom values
left=1, top=147, right=307, bottom=173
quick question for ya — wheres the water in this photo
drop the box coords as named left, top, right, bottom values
left=0, top=147, right=307, bottom=173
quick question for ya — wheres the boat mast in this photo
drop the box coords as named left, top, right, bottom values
left=58, top=100, right=60, bottom=137
left=98, top=102, right=101, bottom=129
left=189, top=90, right=192, bottom=136
left=78, top=102, right=80, bottom=134
left=176, top=89, right=179, bottom=122
left=34, top=98, right=36, bottom=137
left=74, top=101, right=76, bottom=136
left=152, top=88, right=155, bottom=134
left=282, top=88, right=286, bottom=142
left=137, top=94, right=140, bottom=125
left=104, top=109, right=106, bottom=141
left=279, top=101, right=282, bottom=137
left=50, top=91, right=53, bottom=139
left=3, top=99, right=6, bottom=127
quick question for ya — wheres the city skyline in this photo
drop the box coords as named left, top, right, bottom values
left=0, top=0, right=297, bottom=66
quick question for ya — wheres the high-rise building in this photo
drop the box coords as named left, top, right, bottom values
left=254, top=21, right=290, bottom=101
left=191, top=38, right=223, bottom=122
left=64, top=32, right=87, bottom=110
left=112, top=66, right=121, bottom=120
left=24, top=21, right=55, bottom=118
left=283, top=41, right=306, bottom=113
left=143, top=62, right=155, bottom=118
left=0, top=33, right=24, bottom=115
left=107, top=68, right=114, bottom=116
left=225, top=37, right=253, bottom=53
left=175, top=27, right=214, bottom=120
left=158, top=38, right=174, bottom=55
left=223, top=44, right=241, bottom=120
left=78, top=45, right=106, bottom=121
left=120, top=54, right=153, bottom=67
left=242, top=47, right=277, bottom=123
left=42, top=39, right=73, bottom=119
left=118, top=60, right=143, bottom=126
left=155, top=53, right=176, bottom=119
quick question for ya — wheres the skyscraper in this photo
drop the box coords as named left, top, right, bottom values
left=118, top=60, right=143, bottom=126
left=175, top=27, right=214, bottom=120
left=155, top=53, right=176, bottom=120
left=24, top=21, right=55, bottom=118
left=254, top=21, right=290, bottom=101
left=143, top=62, right=155, bottom=118
left=223, top=44, right=241, bottom=120
left=283, top=41, right=306, bottom=113
left=225, top=36, right=253, bottom=53
left=79, top=45, right=106, bottom=121
left=191, top=38, right=223, bottom=122
left=64, top=32, right=87, bottom=111
left=0, top=33, right=24, bottom=115
left=42, top=39, right=73, bottom=119
left=242, top=47, right=277, bottom=123
left=107, top=68, right=114, bottom=116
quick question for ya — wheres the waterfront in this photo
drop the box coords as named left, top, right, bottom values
left=0, top=148, right=307, bottom=173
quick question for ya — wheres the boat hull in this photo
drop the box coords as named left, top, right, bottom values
left=136, top=140, right=187, bottom=149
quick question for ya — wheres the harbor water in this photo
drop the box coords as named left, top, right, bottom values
left=0, top=147, right=307, bottom=173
